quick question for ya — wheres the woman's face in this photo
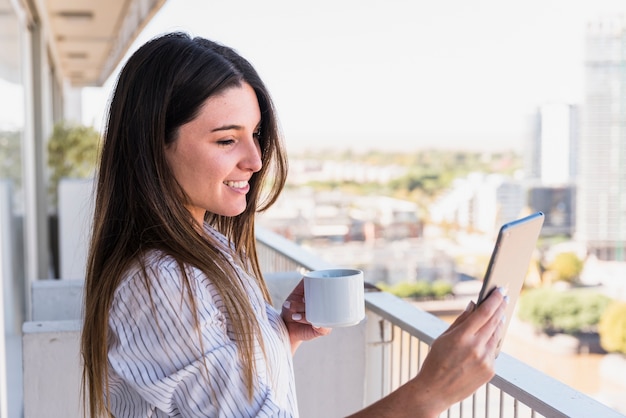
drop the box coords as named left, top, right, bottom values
left=165, top=82, right=263, bottom=225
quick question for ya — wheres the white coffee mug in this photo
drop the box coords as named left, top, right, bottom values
left=304, top=268, right=365, bottom=327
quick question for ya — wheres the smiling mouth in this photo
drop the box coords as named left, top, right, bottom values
left=224, top=180, right=248, bottom=189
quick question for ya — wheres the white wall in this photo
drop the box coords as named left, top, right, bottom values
left=22, top=320, right=83, bottom=418
left=58, top=178, right=94, bottom=280
left=0, top=181, right=12, bottom=418
left=294, top=321, right=367, bottom=417
left=31, top=279, right=83, bottom=321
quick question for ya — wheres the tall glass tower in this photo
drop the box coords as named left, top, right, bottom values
left=525, top=104, right=578, bottom=237
left=578, top=16, right=626, bottom=260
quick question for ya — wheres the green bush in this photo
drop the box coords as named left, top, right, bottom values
left=431, top=280, right=454, bottom=298
left=375, top=280, right=453, bottom=300
left=391, top=282, right=420, bottom=298
left=599, top=301, right=626, bottom=354
left=411, top=281, right=432, bottom=298
left=518, top=288, right=612, bottom=334
left=47, top=121, right=101, bottom=207
left=375, top=282, right=390, bottom=292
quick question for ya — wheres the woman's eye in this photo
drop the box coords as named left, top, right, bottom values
left=253, top=127, right=262, bottom=139
left=217, top=139, right=235, bottom=146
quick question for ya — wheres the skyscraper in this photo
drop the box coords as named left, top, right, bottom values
left=578, top=16, right=626, bottom=261
left=526, top=103, right=580, bottom=185
left=525, top=103, right=578, bottom=237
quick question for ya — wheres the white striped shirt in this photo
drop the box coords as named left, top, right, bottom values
left=106, top=224, right=299, bottom=417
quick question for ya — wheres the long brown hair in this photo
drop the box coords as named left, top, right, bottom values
left=80, top=32, right=288, bottom=417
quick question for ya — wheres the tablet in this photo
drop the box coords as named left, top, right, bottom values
left=476, top=211, right=545, bottom=355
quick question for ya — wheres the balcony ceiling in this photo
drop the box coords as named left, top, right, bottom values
left=45, top=0, right=166, bottom=87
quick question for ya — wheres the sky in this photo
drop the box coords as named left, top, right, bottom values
left=82, top=0, right=626, bottom=153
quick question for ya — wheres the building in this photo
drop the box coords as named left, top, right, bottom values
left=526, top=103, right=579, bottom=185
left=430, top=172, right=526, bottom=236
left=257, top=189, right=421, bottom=243
left=578, top=16, right=626, bottom=261
left=524, top=103, right=578, bottom=237
left=528, top=186, right=575, bottom=236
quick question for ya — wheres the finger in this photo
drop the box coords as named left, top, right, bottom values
left=476, top=300, right=507, bottom=342
left=282, top=279, right=304, bottom=299
left=282, top=299, right=305, bottom=314
left=281, top=306, right=307, bottom=323
left=447, top=301, right=475, bottom=330
left=485, top=313, right=506, bottom=357
left=478, top=287, right=506, bottom=313
left=290, top=312, right=306, bottom=322
left=282, top=301, right=306, bottom=322
left=313, top=326, right=332, bottom=337
left=465, top=287, right=505, bottom=333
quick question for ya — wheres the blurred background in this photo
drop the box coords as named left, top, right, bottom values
left=2, top=0, right=626, bottom=416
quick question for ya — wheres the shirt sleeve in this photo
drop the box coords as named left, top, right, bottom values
left=107, top=259, right=295, bottom=417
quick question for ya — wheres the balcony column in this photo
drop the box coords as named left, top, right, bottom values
left=364, top=310, right=392, bottom=406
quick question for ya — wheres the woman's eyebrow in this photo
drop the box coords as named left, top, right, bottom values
left=211, top=124, right=243, bottom=133
left=211, top=120, right=262, bottom=133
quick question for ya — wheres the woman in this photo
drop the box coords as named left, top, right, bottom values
left=81, top=32, right=506, bottom=418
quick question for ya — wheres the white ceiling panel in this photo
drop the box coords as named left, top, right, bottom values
left=44, top=0, right=166, bottom=86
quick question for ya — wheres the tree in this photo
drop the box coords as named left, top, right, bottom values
left=599, top=301, right=626, bottom=355
left=0, top=129, right=22, bottom=187
left=47, top=121, right=101, bottom=207
left=547, top=252, right=584, bottom=284
left=518, top=288, right=611, bottom=334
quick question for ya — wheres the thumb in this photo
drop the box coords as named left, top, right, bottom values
left=447, top=301, right=475, bottom=330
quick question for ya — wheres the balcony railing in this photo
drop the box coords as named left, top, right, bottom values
left=256, top=227, right=626, bottom=418
left=21, top=227, right=625, bottom=417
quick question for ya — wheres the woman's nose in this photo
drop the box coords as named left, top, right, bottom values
left=242, top=138, right=263, bottom=172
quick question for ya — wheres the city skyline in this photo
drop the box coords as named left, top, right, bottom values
left=81, top=0, right=626, bottom=153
